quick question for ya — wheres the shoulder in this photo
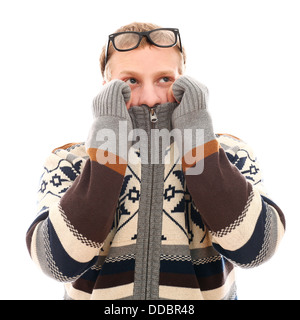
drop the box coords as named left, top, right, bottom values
left=38, top=142, right=87, bottom=206
left=216, top=133, right=263, bottom=187
left=216, top=133, right=258, bottom=168
left=42, top=142, right=88, bottom=173
left=216, top=133, right=254, bottom=156
left=52, top=142, right=87, bottom=157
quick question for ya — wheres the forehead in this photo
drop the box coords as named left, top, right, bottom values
left=109, top=46, right=181, bottom=76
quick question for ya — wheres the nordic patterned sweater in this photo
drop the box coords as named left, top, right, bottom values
left=26, top=76, right=285, bottom=300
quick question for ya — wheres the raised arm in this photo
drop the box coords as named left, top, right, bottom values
left=26, top=80, right=133, bottom=281
left=171, top=75, right=285, bottom=268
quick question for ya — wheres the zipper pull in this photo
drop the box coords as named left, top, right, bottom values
left=150, top=108, right=158, bottom=123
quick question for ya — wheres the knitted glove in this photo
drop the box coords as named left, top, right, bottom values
left=92, top=79, right=132, bottom=118
left=171, top=75, right=218, bottom=175
left=86, top=79, right=133, bottom=173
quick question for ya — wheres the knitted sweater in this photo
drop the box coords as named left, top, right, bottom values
left=26, top=77, right=285, bottom=300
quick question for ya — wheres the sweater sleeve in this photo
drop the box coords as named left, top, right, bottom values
left=171, top=76, right=286, bottom=268
left=193, top=134, right=286, bottom=268
left=25, top=142, right=126, bottom=282
left=26, top=80, right=132, bottom=282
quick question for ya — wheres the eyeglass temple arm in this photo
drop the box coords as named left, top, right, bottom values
left=104, top=39, right=111, bottom=66
left=177, top=32, right=183, bottom=53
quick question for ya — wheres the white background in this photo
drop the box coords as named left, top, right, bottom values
left=0, top=0, right=299, bottom=300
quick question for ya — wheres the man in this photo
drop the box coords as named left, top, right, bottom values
left=26, top=22, right=285, bottom=300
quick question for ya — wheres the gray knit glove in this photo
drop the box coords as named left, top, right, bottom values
left=171, top=75, right=215, bottom=145
left=92, top=79, right=132, bottom=119
left=86, top=80, right=133, bottom=164
left=171, top=76, right=216, bottom=175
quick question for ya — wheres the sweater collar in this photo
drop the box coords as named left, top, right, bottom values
left=128, top=102, right=178, bottom=132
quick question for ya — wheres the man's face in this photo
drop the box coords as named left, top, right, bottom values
left=107, top=46, right=181, bottom=109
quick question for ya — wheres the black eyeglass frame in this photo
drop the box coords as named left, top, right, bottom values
left=104, top=28, right=183, bottom=66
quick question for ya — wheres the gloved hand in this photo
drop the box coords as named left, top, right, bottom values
left=86, top=80, right=133, bottom=170
left=169, top=75, right=217, bottom=175
left=92, top=79, right=132, bottom=118
left=170, top=75, right=209, bottom=110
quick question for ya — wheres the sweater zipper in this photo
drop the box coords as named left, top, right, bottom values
left=149, top=107, right=158, bottom=127
left=145, top=106, right=158, bottom=299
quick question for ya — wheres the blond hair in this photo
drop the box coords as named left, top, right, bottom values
left=99, top=22, right=186, bottom=80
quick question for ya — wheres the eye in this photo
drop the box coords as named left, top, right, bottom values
left=159, top=77, right=171, bottom=83
left=125, top=78, right=138, bottom=85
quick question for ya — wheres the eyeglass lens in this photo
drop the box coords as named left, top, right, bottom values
left=114, top=33, right=140, bottom=50
left=113, top=30, right=177, bottom=51
left=148, top=30, right=176, bottom=47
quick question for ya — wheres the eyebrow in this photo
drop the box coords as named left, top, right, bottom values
left=119, top=70, right=176, bottom=78
left=119, top=71, right=142, bottom=77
